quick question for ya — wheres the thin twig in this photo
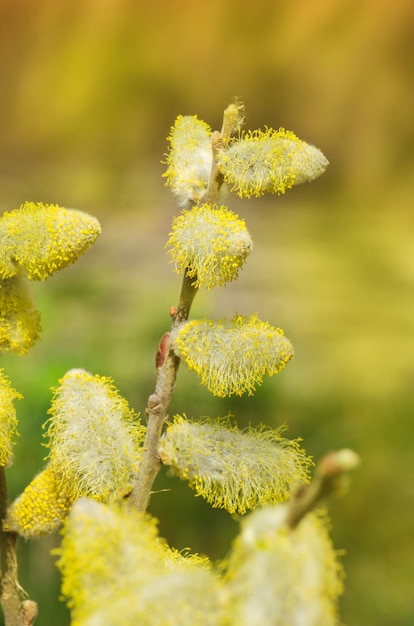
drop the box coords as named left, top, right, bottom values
left=201, top=102, right=243, bottom=206
left=286, top=449, right=360, bottom=530
left=0, top=467, right=36, bottom=626
left=126, top=272, right=198, bottom=513
left=127, top=103, right=242, bottom=513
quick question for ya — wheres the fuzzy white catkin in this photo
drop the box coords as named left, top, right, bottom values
left=172, top=315, right=294, bottom=397
left=57, top=499, right=225, bottom=626
left=166, top=204, right=253, bottom=288
left=159, top=416, right=311, bottom=514
left=45, top=369, right=144, bottom=500
left=164, top=115, right=213, bottom=206
left=81, top=568, right=225, bottom=626
left=218, top=129, right=328, bottom=198
left=225, top=505, right=343, bottom=626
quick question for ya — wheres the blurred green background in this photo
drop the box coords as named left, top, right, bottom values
left=1, top=0, right=413, bottom=624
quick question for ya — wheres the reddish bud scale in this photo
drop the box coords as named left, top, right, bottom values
left=156, top=333, right=171, bottom=369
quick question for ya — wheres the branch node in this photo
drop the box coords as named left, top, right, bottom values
left=22, top=600, right=38, bottom=626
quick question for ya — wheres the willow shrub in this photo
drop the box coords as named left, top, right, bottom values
left=0, top=102, right=358, bottom=626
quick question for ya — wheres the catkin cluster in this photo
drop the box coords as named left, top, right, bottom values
left=55, top=498, right=343, bottom=626
left=163, top=106, right=327, bottom=396
left=0, top=202, right=100, bottom=354
left=1, top=103, right=346, bottom=626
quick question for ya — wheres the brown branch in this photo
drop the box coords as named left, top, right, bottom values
left=126, top=272, right=198, bottom=513
left=0, top=467, right=37, bottom=626
left=200, top=102, right=243, bottom=206
left=127, top=103, right=242, bottom=513
left=200, top=130, right=225, bottom=205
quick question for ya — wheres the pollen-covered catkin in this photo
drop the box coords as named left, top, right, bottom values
left=166, top=204, right=252, bottom=288
left=0, top=369, right=21, bottom=466
left=159, top=415, right=311, bottom=514
left=0, top=202, right=101, bottom=280
left=56, top=499, right=224, bottom=626
left=225, top=505, right=344, bottom=626
left=45, top=369, right=145, bottom=500
left=172, top=314, right=294, bottom=397
left=0, top=276, right=41, bottom=355
left=6, top=465, right=75, bottom=538
left=218, top=128, right=328, bottom=198
left=163, top=115, right=213, bottom=206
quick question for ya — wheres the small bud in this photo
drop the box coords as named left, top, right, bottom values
left=0, top=202, right=101, bottom=280
left=318, top=449, right=361, bottom=478
left=163, top=115, right=213, bottom=206
left=0, top=369, right=22, bottom=466
left=159, top=415, right=312, bottom=514
left=166, top=204, right=252, bottom=288
left=218, top=128, right=329, bottom=198
left=45, top=369, right=145, bottom=500
left=172, top=314, right=294, bottom=397
left=221, top=101, right=246, bottom=136
left=0, top=276, right=42, bottom=355
left=22, top=599, right=38, bottom=626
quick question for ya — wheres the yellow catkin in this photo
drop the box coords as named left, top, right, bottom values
left=159, top=415, right=311, bottom=514
left=166, top=204, right=252, bottom=288
left=225, top=506, right=344, bottom=626
left=163, top=115, right=213, bottom=206
left=45, top=369, right=145, bottom=500
left=56, top=499, right=224, bottom=626
left=0, top=276, right=42, bottom=355
left=0, top=369, right=22, bottom=466
left=0, top=202, right=101, bottom=280
left=7, top=465, right=74, bottom=538
left=218, top=128, right=328, bottom=198
left=173, top=314, right=294, bottom=397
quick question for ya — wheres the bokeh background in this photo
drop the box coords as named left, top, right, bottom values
left=1, top=0, right=414, bottom=624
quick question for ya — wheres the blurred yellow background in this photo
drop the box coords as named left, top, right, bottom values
left=1, top=0, right=414, bottom=624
